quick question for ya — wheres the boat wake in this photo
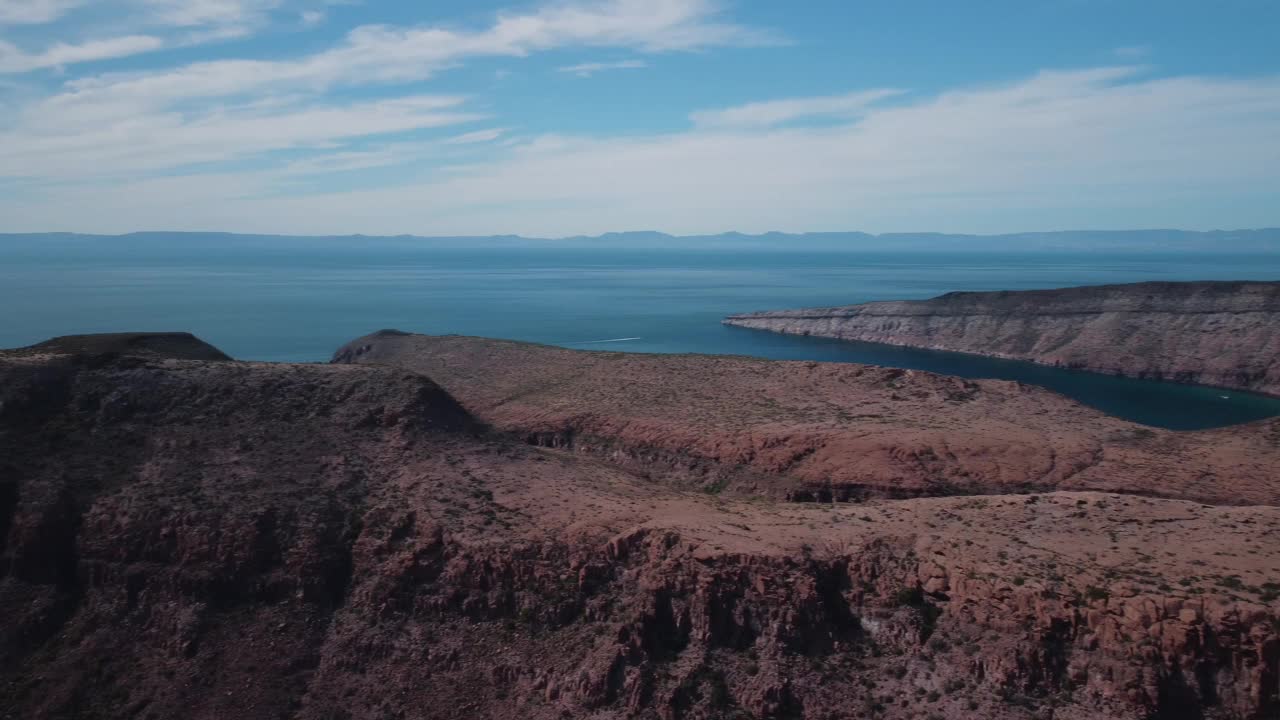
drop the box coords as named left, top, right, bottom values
left=566, top=337, right=642, bottom=345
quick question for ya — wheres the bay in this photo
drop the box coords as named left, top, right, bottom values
left=3, top=234, right=1278, bottom=430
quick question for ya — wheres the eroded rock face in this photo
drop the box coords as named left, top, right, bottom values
left=723, top=281, right=1280, bottom=396
left=2, top=335, right=1278, bottom=720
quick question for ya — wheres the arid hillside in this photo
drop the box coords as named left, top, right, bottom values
left=0, top=333, right=1275, bottom=720
left=334, top=331, right=1280, bottom=507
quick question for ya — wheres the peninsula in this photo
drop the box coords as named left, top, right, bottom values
left=724, top=281, right=1280, bottom=396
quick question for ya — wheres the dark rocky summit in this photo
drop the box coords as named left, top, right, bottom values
left=724, top=281, right=1280, bottom=396
left=5, top=332, right=233, bottom=362
left=1, top=332, right=1278, bottom=719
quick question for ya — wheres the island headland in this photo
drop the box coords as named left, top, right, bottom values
left=724, top=281, right=1280, bottom=397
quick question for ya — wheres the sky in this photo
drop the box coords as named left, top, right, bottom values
left=1, top=0, right=1278, bottom=236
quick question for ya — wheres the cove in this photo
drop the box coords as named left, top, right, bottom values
left=712, top=325, right=1280, bottom=431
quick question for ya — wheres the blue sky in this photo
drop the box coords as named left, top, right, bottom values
left=1, top=0, right=1278, bottom=235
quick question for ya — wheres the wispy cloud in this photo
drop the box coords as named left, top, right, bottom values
left=0, top=34, right=166, bottom=73
left=0, top=0, right=291, bottom=74
left=558, top=59, right=646, bottom=77
left=0, top=0, right=81, bottom=25
left=691, top=89, right=905, bottom=129
left=136, top=0, right=280, bottom=29
left=0, top=0, right=771, bottom=182
left=27, top=0, right=768, bottom=103
left=7, top=66, right=1279, bottom=235
left=445, top=128, right=507, bottom=145
left=1, top=94, right=481, bottom=179
left=2, top=2, right=1275, bottom=236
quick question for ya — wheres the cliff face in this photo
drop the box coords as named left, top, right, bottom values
left=2, top=334, right=1278, bottom=720
left=723, top=281, right=1280, bottom=396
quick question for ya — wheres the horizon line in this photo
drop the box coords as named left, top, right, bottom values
left=3, top=227, right=1280, bottom=241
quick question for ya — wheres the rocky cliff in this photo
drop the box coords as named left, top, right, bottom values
left=723, top=281, right=1280, bottom=396
left=1, top=333, right=1277, bottom=720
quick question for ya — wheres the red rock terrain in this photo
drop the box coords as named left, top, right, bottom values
left=1, top=333, right=1277, bottom=720
left=723, top=281, right=1280, bottom=397
left=333, top=332, right=1280, bottom=507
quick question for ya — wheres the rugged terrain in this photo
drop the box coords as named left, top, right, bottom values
left=333, top=332, right=1280, bottom=507
left=1, top=333, right=1277, bottom=720
left=723, top=281, right=1280, bottom=397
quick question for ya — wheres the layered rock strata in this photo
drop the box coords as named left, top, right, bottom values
left=724, top=281, right=1280, bottom=396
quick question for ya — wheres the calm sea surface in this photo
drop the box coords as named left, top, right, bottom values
left=3, top=236, right=1279, bottom=430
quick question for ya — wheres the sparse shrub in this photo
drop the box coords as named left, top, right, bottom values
left=892, top=585, right=942, bottom=639
left=1217, top=575, right=1245, bottom=590
left=893, top=586, right=925, bottom=607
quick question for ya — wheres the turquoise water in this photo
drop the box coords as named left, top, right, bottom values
left=2, top=234, right=1279, bottom=430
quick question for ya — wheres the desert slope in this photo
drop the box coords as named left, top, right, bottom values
left=723, top=281, right=1280, bottom=396
left=334, top=332, right=1280, bottom=507
left=1, top=333, right=1277, bottom=719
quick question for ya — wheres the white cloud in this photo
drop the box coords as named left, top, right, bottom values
left=137, top=0, right=279, bottom=28
left=558, top=59, right=646, bottom=77
left=0, top=0, right=291, bottom=75
left=0, top=0, right=773, bottom=193
left=444, top=128, right=506, bottom=145
left=0, top=0, right=281, bottom=32
left=44, top=0, right=767, bottom=101
left=5, top=66, right=1279, bottom=235
left=0, top=34, right=165, bottom=73
left=690, top=88, right=905, bottom=128
left=0, top=0, right=771, bottom=187
left=481, top=0, right=774, bottom=53
left=0, top=94, right=481, bottom=179
left=300, top=9, right=324, bottom=26
left=274, top=140, right=446, bottom=176
left=0, top=0, right=80, bottom=24
left=272, top=129, right=508, bottom=177
left=1, top=1, right=1275, bottom=237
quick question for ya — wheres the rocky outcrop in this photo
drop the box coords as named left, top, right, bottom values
left=5, top=331, right=233, bottom=361
left=2, top=334, right=1278, bottom=719
left=333, top=332, right=1280, bottom=507
left=724, top=281, right=1280, bottom=396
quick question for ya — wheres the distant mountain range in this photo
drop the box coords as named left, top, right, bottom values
left=2, top=228, right=1279, bottom=252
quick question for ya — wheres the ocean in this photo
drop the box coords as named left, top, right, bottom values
left=3, top=234, right=1279, bottom=430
